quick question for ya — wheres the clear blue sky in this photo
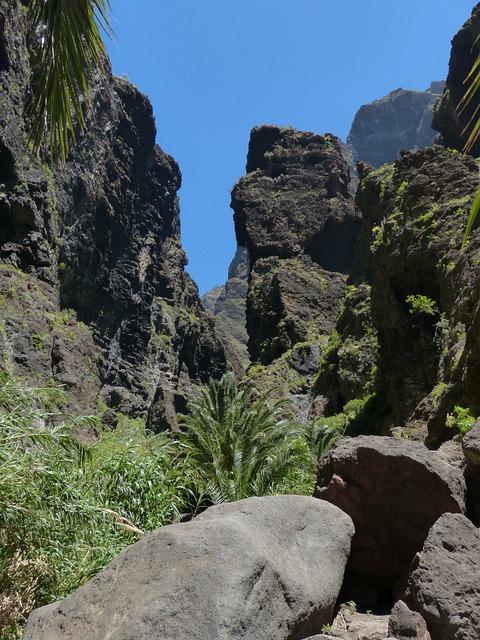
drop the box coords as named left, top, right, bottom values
left=106, top=1, right=474, bottom=295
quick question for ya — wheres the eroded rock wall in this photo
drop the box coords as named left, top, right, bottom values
left=0, top=0, right=227, bottom=425
left=230, top=125, right=362, bottom=413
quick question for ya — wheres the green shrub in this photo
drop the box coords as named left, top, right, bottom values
left=445, top=405, right=477, bottom=441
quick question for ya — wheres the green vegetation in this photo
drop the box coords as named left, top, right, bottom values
left=445, top=405, right=477, bottom=441
left=27, top=0, right=113, bottom=160
left=179, top=373, right=309, bottom=504
left=405, top=294, right=438, bottom=317
left=0, top=373, right=195, bottom=639
left=0, top=371, right=349, bottom=637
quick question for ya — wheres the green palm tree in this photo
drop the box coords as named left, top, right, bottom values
left=179, top=373, right=306, bottom=504
left=26, top=0, right=113, bottom=161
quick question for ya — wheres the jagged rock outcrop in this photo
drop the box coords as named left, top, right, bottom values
left=401, top=513, right=480, bottom=640
left=233, top=126, right=361, bottom=273
left=23, top=495, right=355, bottom=640
left=433, top=4, right=480, bottom=155
left=315, top=437, right=466, bottom=595
left=230, top=125, right=361, bottom=411
left=348, top=83, right=443, bottom=168
left=0, top=0, right=227, bottom=425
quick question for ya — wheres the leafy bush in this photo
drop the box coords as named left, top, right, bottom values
left=445, top=405, right=477, bottom=441
left=405, top=294, right=438, bottom=316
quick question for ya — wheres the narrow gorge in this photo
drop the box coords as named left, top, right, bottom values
left=1, top=1, right=480, bottom=639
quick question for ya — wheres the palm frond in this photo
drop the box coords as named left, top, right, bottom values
left=26, top=0, right=113, bottom=161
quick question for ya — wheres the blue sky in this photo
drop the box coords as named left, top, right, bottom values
left=106, top=1, right=474, bottom=295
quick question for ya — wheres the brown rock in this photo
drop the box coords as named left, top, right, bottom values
left=315, top=436, right=466, bottom=589
left=388, top=600, right=431, bottom=640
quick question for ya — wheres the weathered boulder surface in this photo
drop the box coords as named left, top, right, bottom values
left=401, top=513, right=480, bottom=640
left=388, top=600, right=431, bottom=640
left=314, top=437, right=466, bottom=589
left=23, top=495, right=354, bottom=640
left=433, top=4, right=480, bottom=155
left=347, top=84, right=443, bottom=168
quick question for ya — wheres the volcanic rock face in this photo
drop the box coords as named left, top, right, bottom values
left=230, top=125, right=361, bottom=408
left=22, top=495, right=355, bottom=640
left=0, top=0, right=227, bottom=424
left=433, top=3, right=480, bottom=155
left=55, top=76, right=227, bottom=425
left=347, top=83, right=443, bottom=167
left=233, top=126, right=361, bottom=273
left=355, top=146, right=480, bottom=440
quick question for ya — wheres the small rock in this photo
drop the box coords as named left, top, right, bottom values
left=388, top=600, right=431, bottom=639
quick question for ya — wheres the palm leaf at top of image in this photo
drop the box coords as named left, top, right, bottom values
left=26, top=0, right=113, bottom=161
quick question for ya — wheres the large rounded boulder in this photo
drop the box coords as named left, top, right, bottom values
left=23, top=495, right=354, bottom=640
left=314, top=436, right=466, bottom=589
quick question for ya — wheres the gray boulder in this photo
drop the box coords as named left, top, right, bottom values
left=315, top=436, right=466, bottom=588
left=23, top=495, right=354, bottom=640
left=402, top=512, right=480, bottom=640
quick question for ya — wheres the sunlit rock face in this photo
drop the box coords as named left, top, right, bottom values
left=347, top=83, right=443, bottom=168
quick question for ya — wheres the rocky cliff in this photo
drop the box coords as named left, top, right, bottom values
left=347, top=83, right=443, bottom=168
left=433, top=3, right=480, bottom=154
left=0, top=0, right=227, bottom=428
left=229, top=126, right=361, bottom=413
left=222, top=5, right=480, bottom=441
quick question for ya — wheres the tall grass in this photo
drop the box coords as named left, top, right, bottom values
left=0, top=373, right=195, bottom=639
